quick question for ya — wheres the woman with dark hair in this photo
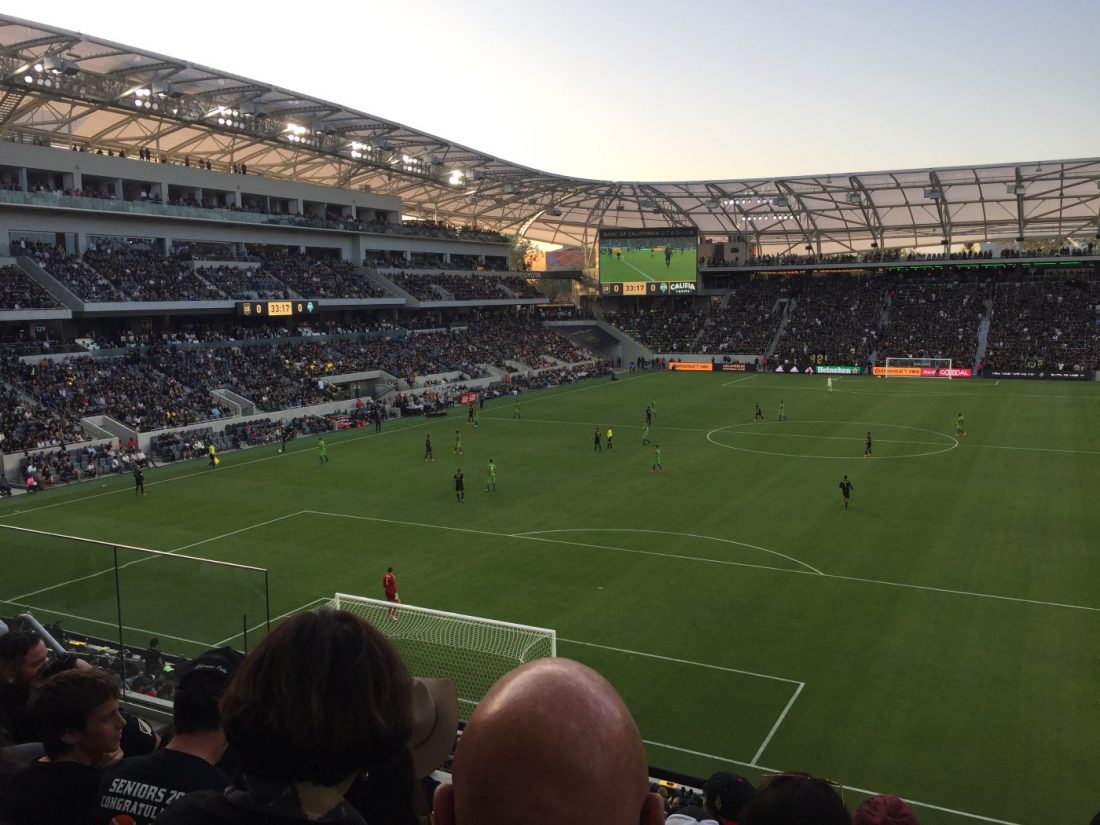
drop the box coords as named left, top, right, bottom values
left=157, top=608, right=415, bottom=824
left=740, top=772, right=850, bottom=825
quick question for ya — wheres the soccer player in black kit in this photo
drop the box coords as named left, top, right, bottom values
left=454, top=468, right=465, bottom=502
left=593, top=427, right=602, bottom=452
left=839, top=475, right=853, bottom=509
left=864, top=431, right=872, bottom=457
left=134, top=465, right=146, bottom=496
left=424, top=433, right=434, bottom=462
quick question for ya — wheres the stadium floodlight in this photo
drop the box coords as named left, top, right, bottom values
left=349, top=140, right=376, bottom=160
left=284, top=122, right=309, bottom=143
left=448, top=170, right=465, bottom=186
left=209, top=105, right=242, bottom=127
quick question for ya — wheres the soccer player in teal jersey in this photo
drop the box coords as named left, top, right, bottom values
left=454, top=430, right=463, bottom=456
left=956, top=413, right=966, bottom=436
left=651, top=445, right=663, bottom=473
left=318, top=438, right=328, bottom=464
left=485, top=459, right=496, bottom=492
left=642, top=424, right=651, bottom=446
left=513, top=397, right=521, bottom=418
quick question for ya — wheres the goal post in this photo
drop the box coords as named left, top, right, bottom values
left=882, top=356, right=953, bottom=378
left=330, top=593, right=556, bottom=718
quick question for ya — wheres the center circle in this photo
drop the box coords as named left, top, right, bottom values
left=705, top=420, right=958, bottom=459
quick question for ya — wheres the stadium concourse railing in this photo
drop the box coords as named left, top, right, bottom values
left=0, top=524, right=270, bottom=683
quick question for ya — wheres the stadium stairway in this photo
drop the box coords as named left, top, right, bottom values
left=16, top=256, right=82, bottom=309
left=765, top=301, right=792, bottom=361
left=973, top=298, right=993, bottom=369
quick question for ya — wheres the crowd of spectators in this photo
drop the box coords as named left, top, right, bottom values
left=384, top=269, right=542, bottom=302
left=1, top=317, right=591, bottom=446
left=9, top=351, right=232, bottom=433
left=985, top=280, right=1100, bottom=371
left=695, top=278, right=790, bottom=354
left=12, top=242, right=546, bottom=306
left=735, top=244, right=1096, bottom=268
left=397, top=218, right=508, bottom=243
left=81, top=245, right=224, bottom=302
left=0, top=266, right=61, bottom=310
left=0, top=386, right=89, bottom=453
left=195, top=265, right=288, bottom=300
left=775, top=276, right=889, bottom=365
left=388, top=272, right=446, bottom=300
left=877, top=281, right=987, bottom=365
left=26, top=245, right=120, bottom=302
left=257, top=255, right=389, bottom=299
left=605, top=306, right=706, bottom=353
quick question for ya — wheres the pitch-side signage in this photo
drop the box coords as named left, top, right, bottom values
left=872, top=366, right=972, bottom=378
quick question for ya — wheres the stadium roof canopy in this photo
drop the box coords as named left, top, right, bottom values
left=1, top=14, right=1098, bottom=254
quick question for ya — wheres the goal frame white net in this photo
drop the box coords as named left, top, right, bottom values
left=882, top=356, right=953, bottom=378
left=330, top=593, right=556, bottom=718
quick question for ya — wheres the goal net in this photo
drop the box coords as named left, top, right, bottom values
left=330, top=593, right=555, bottom=719
left=882, top=356, right=953, bottom=378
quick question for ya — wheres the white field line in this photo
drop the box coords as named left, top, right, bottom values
left=517, top=528, right=822, bottom=575
left=966, top=443, right=1100, bottom=456
left=620, top=258, right=656, bottom=281
left=721, top=375, right=754, bottom=387
left=751, top=681, right=804, bottom=764
left=723, top=381, right=1093, bottom=402
left=640, top=741, right=1021, bottom=825
left=1, top=511, right=304, bottom=604
left=485, top=415, right=947, bottom=446
left=482, top=413, right=1100, bottom=458
left=307, top=510, right=819, bottom=577
left=307, top=512, right=1099, bottom=612
left=211, top=596, right=331, bottom=647
left=559, top=638, right=802, bottom=685
left=560, top=638, right=803, bottom=783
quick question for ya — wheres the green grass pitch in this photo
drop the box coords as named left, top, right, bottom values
left=599, top=246, right=697, bottom=282
left=2, top=372, right=1098, bottom=824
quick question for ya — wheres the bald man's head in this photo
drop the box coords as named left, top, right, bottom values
left=434, top=658, right=662, bottom=825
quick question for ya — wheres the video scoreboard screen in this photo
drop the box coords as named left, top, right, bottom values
left=236, top=300, right=319, bottom=318
left=598, top=226, right=697, bottom=296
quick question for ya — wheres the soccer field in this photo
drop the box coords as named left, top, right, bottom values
left=600, top=246, right=697, bottom=282
left=2, top=372, right=1098, bottom=825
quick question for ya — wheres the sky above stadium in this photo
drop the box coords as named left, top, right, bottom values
left=28, top=0, right=1100, bottom=182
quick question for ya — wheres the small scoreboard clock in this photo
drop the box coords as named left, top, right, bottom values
left=236, top=300, right=319, bottom=318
